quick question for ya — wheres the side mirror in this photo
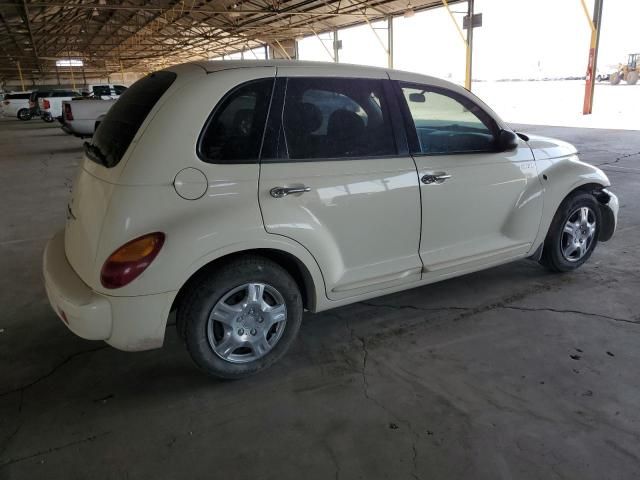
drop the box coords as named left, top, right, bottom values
left=498, top=129, right=519, bottom=151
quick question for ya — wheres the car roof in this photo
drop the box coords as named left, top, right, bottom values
left=177, top=59, right=452, bottom=90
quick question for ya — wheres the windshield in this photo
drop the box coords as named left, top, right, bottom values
left=86, top=71, right=176, bottom=168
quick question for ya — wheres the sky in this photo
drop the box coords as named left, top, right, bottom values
left=297, top=0, right=640, bottom=84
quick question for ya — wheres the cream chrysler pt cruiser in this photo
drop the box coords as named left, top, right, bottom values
left=43, top=61, right=619, bottom=379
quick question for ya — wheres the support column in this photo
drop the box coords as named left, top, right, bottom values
left=582, top=0, right=604, bottom=115
left=333, top=29, right=339, bottom=63
left=17, top=61, right=25, bottom=91
left=442, top=0, right=471, bottom=90
left=387, top=16, right=394, bottom=69
left=466, top=0, right=474, bottom=90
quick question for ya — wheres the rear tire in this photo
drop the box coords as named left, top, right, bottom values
left=540, top=192, right=601, bottom=273
left=626, top=71, right=639, bottom=85
left=178, top=256, right=303, bottom=380
left=17, top=108, right=31, bottom=121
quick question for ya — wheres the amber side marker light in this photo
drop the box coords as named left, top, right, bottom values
left=101, top=232, right=165, bottom=289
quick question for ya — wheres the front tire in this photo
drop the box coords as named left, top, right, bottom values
left=42, top=113, right=54, bottom=123
left=610, top=73, right=621, bottom=85
left=626, top=71, right=639, bottom=85
left=17, top=108, right=31, bottom=121
left=540, top=192, right=601, bottom=272
left=178, top=256, right=303, bottom=380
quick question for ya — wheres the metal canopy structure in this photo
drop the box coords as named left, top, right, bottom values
left=0, top=0, right=463, bottom=81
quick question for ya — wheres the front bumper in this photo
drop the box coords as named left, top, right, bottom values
left=43, top=230, right=176, bottom=351
left=598, top=188, right=618, bottom=242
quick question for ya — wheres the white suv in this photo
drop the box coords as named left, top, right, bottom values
left=43, top=61, right=618, bottom=379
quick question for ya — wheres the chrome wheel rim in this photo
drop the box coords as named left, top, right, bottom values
left=207, top=283, right=287, bottom=364
left=561, top=206, right=596, bottom=262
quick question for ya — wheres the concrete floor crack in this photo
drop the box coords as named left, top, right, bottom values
left=0, top=432, right=111, bottom=468
left=595, top=150, right=640, bottom=167
left=500, top=306, right=639, bottom=325
left=0, top=345, right=108, bottom=401
left=349, top=322, right=424, bottom=480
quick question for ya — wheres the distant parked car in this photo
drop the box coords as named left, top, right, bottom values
left=38, top=89, right=81, bottom=122
left=1, top=91, right=32, bottom=120
left=60, top=98, right=117, bottom=138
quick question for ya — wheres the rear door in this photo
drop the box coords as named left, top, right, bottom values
left=393, top=80, right=543, bottom=275
left=258, top=69, right=422, bottom=300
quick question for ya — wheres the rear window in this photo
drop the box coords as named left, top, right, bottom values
left=6, top=93, right=31, bottom=100
left=86, top=71, right=177, bottom=168
left=93, top=85, right=111, bottom=97
left=52, top=90, right=78, bottom=97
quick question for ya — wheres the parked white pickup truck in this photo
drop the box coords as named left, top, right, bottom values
left=59, top=98, right=117, bottom=138
left=38, top=89, right=80, bottom=122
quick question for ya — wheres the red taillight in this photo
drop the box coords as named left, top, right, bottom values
left=64, top=103, right=73, bottom=121
left=43, top=99, right=50, bottom=110
left=100, top=233, right=165, bottom=289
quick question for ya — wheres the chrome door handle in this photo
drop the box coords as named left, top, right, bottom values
left=270, top=185, right=311, bottom=198
left=421, top=173, right=452, bottom=185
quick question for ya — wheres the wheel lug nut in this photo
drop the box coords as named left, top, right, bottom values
left=250, top=329, right=257, bottom=336
left=238, top=328, right=244, bottom=335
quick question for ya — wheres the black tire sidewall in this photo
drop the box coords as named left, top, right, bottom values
left=544, top=193, right=601, bottom=272
left=17, top=109, right=30, bottom=121
left=181, top=257, right=303, bottom=380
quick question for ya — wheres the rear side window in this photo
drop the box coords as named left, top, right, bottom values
left=198, top=78, right=274, bottom=163
left=6, top=93, right=30, bottom=100
left=87, top=71, right=177, bottom=168
left=282, top=78, right=396, bottom=160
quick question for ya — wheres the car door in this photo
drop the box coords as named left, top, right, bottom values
left=258, top=69, right=422, bottom=300
left=392, top=79, right=543, bottom=276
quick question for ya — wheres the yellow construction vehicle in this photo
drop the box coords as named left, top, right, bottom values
left=610, top=53, right=640, bottom=85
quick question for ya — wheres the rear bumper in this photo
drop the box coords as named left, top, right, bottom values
left=43, top=230, right=177, bottom=351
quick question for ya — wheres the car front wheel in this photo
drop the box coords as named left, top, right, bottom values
left=178, top=256, right=303, bottom=379
left=540, top=192, right=601, bottom=272
left=17, top=108, right=31, bottom=121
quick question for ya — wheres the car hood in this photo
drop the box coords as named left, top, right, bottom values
left=524, top=134, right=578, bottom=160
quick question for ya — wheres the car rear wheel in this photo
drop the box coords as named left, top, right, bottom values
left=540, top=192, right=601, bottom=272
left=42, top=113, right=54, bottom=123
left=178, top=255, right=303, bottom=380
left=17, top=108, right=31, bottom=121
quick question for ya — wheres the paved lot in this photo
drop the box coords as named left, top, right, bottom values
left=1, top=117, right=639, bottom=479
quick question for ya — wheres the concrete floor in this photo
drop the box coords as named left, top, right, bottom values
left=1, top=116, right=639, bottom=480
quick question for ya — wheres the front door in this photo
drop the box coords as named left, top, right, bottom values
left=259, top=71, right=422, bottom=300
left=394, top=81, right=543, bottom=276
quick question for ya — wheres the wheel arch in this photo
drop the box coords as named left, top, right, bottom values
left=171, top=247, right=321, bottom=317
left=533, top=180, right=612, bottom=256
